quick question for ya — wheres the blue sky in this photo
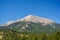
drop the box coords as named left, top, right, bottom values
left=0, top=0, right=60, bottom=24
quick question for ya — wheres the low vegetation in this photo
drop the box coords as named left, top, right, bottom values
left=0, top=30, right=60, bottom=40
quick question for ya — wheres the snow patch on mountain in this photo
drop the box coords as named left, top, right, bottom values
left=5, top=21, right=15, bottom=26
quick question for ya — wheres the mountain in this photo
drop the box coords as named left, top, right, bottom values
left=0, top=15, right=60, bottom=34
left=5, top=15, right=54, bottom=26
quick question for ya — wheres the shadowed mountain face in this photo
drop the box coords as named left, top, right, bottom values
left=0, top=15, right=60, bottom=34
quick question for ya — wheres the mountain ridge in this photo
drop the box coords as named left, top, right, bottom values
left=2, top=15, right=55, bottom=26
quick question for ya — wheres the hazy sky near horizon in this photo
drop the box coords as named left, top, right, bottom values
left=0, top=0, right=60, bottom=24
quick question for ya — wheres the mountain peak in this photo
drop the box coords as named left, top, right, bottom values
left=24, top=15, right=35, bottom=19
left=20, top=15, right=54, bottom=24
left=4, top=15, right=54, bottom=26
left=26, top=15, right=33, bottom=17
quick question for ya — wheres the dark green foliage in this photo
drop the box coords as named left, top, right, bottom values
left=2, top=30, right=60, bottom=40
